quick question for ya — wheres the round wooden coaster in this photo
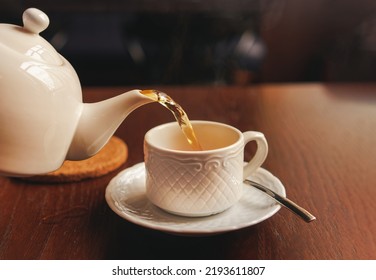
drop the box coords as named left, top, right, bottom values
left=24, top=136, right=128, bottom=183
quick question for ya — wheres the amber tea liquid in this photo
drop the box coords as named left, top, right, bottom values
left=141, top=89, right=203, bottom=151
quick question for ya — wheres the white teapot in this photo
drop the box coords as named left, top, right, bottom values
left=0, top=8, right=154, bottom=176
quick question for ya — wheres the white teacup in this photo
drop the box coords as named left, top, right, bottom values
left=144, top=121, right=268, bottom=217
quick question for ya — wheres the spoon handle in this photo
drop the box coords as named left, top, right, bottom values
left=244, top=179, right=316, bottom=223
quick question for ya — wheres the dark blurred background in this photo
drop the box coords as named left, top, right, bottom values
left=1, top=0, right=376, bottom=86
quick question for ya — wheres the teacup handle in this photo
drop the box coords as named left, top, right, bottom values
left=242, top=131, right=268, bottom=180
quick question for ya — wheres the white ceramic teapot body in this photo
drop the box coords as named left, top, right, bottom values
left=0, top=8, right=153, bottom=176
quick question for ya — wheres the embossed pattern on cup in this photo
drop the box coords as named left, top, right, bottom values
left=145, top=146, right=244, bottom=216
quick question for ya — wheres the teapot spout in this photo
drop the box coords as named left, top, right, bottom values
left=67, top=89, right=154, bottom=160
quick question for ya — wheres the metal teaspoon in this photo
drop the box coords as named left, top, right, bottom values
left=244, top=179, right=316, bottom=223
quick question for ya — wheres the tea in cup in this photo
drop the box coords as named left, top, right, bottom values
left=144, top=121, right=268, bottom=217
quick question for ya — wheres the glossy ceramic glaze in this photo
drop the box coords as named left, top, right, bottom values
left=0, top=8, right=154, bottom=176
left=144, top=121, right=268, bottom=217
left=106, top=162, right=283, bottom=235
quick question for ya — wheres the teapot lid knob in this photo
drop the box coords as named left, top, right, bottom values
left=22, top=8, right=49, bottom=34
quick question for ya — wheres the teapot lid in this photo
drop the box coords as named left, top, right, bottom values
left=0, top=8, right=63, bottom=65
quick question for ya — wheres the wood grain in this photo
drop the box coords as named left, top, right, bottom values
left=1, top=83, right=376, bottom=259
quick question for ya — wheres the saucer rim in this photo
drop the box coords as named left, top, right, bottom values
left=105, top=162, right=285, bottom=236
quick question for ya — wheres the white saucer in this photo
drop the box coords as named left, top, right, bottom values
left=105, top=162, right=286, bottom=236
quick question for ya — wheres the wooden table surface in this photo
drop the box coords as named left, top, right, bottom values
left=1, top=83, right=376, bottom=260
